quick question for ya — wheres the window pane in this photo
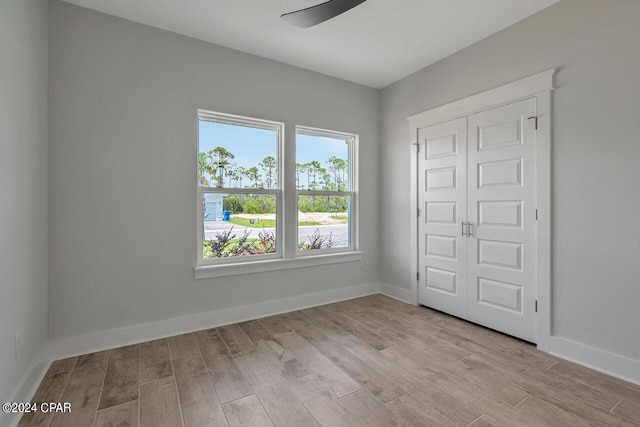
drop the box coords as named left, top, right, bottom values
left=296, top=132, right=350, bottom=191
left=199, top=120, right=278, bottom=189
left=298, top=195, right=350, bottom=251
left=203, top=193, right=277, bottom=259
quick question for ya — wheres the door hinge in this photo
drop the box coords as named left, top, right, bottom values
left=528, top=116, right=538, bottom=130
left=416, top=143, right=420, bottom=153
left=417, top=208, right=420, bottom=217
left=535, top=300, right=538, bottom=312
left=417, top=272, right=420, bottom=281
left=536, top=209, right=538, bottom=220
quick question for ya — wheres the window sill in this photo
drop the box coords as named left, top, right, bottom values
left=195, top=251, right=363, bottom=279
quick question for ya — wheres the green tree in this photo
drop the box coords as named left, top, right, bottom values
left=207, top=146, right=235, bottom=187
left=198, top=152, right=212, bottom=186
left=246, top=166, right=262, bottom=188
left=223, top=194, right=243, bottom=213
left=295, top=163, right=303, bottom=189
left=259, top=156, right=277, bottom=189
left=318, top=166, right=330, bottom=190
left=327, top=156, right=348, bottom=190
left=234, top=166, right=246, bottom=188
left=226, top=163, right=239, bottom=187
left=305, top=160, right=322, bottom=190
left=298, top=163, right=309, bottom=189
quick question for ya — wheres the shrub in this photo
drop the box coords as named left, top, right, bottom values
left=204, top=227, right=335, bottom=258
left=298, top=229, right=334, bottom=250
left=203, top=226, right=277, bottom=258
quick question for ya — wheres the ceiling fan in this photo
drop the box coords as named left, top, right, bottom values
left=281, top=0, right=368, bottom=28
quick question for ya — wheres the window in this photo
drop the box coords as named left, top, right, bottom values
left=198, top=111, right=282, bottom=265
left=296, top=127, right=355, bottom=253
left=197, top=111, right=359, bottom=274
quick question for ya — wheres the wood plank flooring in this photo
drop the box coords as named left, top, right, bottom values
left=19, top=295, right=640, bottom=426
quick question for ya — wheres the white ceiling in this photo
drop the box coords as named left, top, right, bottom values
left=61, top=0, right=560, bottom=89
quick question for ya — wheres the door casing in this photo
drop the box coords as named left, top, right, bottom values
left=408, top=69, right=554, bottom=352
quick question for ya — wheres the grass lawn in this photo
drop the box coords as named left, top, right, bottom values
left=229, top=217, right=276, bottom=228
left=229, top=217, right=323, bottom=228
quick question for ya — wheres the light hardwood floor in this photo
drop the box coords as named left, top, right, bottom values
left=19, top=295, right=640, bottom=426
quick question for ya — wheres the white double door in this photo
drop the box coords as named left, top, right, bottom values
left=417, top=98, right=538, bottom=342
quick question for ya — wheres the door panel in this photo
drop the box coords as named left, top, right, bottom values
left=477, top=239, right=522, bottom=271
left=467, top=98, right=537, bottom=342
left=478, top=201, right=522, bottom=228
left=478, top=158, right=522, bottom=188
left=418, top=118, right=467, bottom=317
left=477, top=277, right=522, bottom=313
left=426, top=235, right=457, bottom=260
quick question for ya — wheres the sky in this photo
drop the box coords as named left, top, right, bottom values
left=198, top=120, right=350, bottom=173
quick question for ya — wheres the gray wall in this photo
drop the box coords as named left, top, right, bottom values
left=48, top=1, right=380, bottom=341
left=380, top=0, right=640, bottom=360
left=0, top=0, right=49, bottom=407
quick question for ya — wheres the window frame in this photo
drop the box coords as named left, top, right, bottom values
left=196, top=110, right=284, bottom=267
left=195, top=112, right=361, bottom=277
left=295, top=126, right=358, bottom=256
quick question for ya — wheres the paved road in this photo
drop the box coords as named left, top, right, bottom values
left=204, top=221, right=349, bottom=247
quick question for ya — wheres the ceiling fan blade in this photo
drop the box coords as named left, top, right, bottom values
left=281, top=0, right=367, bottom=28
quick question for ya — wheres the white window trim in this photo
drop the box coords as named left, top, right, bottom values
left=195, top=250, right=363, bottom=279
left=195, top=113, right=361, bottom=278
left=295, top=126, right=359, bottom=256
left=197, top=111, right=284, bottom=267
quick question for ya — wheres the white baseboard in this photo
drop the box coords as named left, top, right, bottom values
left=549, top=336, right=640, bottom=386
left=2, top=343, right=51, bottom=427
left=50, top=282, right=381, bottom=360
left=379, top=282, right=417, bottom=305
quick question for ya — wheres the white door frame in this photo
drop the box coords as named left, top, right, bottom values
left=408, top=69, right=554, bottom=352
